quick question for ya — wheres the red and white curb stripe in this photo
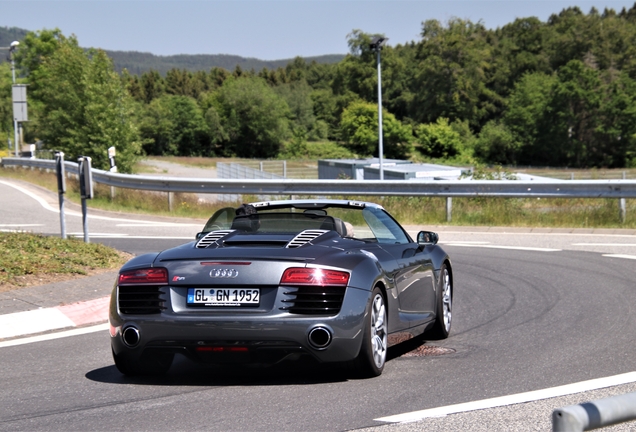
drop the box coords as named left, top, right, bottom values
left=0, top=296, right=110, bottom=340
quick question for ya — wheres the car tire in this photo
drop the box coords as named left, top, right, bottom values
left=112, top=349, right=174, bottom=376
left=354, top=287, right=388, bottom=378
left=427, top=263, right=452, bottom=339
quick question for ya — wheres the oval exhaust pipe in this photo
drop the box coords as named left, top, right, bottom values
left=122, top=326, right=140, bottom=347
left=308, top=326, right=332, bottom=349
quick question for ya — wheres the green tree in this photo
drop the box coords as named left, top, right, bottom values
left=14, top=28, right=64, bottom=93
left=121, top=69, right=143, bottom=102
left=491, top=17, right=552, bottom=96
left=0, top=63, right=13, bottom=146
left=415, top=118, right=464, bottom=159
left=503, top=71, right=557, bottom=164
left=332, top=30, right=415, bottom=121
left=274, top=79, right=317, bottom=138
left=560, top=64, right=636, bottom=167
left=27, top=33, right=142, bottom=172
left=410, top=19, right=503, bottom=127
left=597, top=71, right=636, bottom=167
left=208, top=77, right=290, bottom=158
left=340, top=100, right=412, bottom=158
left=139, top=70, right=165, bottom=104
left=139, top=95, right=209, bottom=156
left=546, top=60, right=604, bottom=167
left=165, top=68, right=204, bottom=98
left=474, top=120, right=521, bottom=165
left=506, top=61, right=636, bottom=167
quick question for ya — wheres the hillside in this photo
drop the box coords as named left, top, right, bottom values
left=103, top=50, right=345, bottom=75
left=0, top=26, right=28, bottom=53
left=0, top=26, right=344, bottom=74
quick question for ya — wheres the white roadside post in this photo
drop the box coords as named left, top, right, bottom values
left=108, top=146, right=117, bottom=200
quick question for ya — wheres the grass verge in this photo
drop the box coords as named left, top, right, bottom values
left=0, top=232, right=129, bottom=291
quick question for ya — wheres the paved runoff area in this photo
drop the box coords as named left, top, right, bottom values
left=0, top=271, right=116, bottom=341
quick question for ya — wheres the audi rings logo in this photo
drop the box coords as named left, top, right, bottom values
left=209, top=268, right=239, bottom=278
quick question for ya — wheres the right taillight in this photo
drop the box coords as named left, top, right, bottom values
left=280, top=268, right=349, bottom=286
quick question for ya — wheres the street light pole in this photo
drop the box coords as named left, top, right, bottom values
left=9, top=41, right=19, bottom=157
left=370, top=36, right=388, bottom=180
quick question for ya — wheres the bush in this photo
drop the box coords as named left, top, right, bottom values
left=415, top=118, right=463, bottom=159
left=474, top=120, right=520, bottom=165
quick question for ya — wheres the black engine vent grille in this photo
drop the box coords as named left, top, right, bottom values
left=118, top=285, right=166, bottom=314
left=280, top=286, right=345, bottom=316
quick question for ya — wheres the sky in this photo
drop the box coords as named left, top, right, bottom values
left=1, top=0, right=636, bottom=60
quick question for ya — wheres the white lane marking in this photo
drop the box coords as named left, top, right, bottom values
left=0, top=224, right=43, bottom=227
left=0, top=308, right=76, bottom=339
left=67, top=232, right=130, bottom=237
left=0, top=323, right=108, bottom=348
left=573, top=243, right=636, bottom=246
left=0, top=179, right=201, bottom=227
left=430, top=231, right=636, bottom=239
left=444, top=244, right=561, bottom=252
left=603, top=254, right=636, bottom=260
left=116, top=223, right=201, bottom=227
left=0, top=179, right=59, bottom=212
left=440, top=241, right=490, bottom=245
left=375, top=371, right=636, bottom=423
left=67, top=233, right=192, bottom=240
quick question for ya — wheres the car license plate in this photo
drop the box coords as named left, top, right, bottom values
left=187, top=288, right=260, bottom=307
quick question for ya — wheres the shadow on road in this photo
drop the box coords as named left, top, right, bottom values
left=86, top=338, right=437, bottom=386
left=86, top=355, right=352, bottom=386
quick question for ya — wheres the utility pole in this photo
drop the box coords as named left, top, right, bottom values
left=8, top=41, right=21, bottom=157
left=370, top=36, right=388, bottom=180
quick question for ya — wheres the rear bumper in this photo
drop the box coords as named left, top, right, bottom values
left=110, top=285, right=371, bottom=365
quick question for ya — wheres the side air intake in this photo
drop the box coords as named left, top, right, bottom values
left=286, top=229, right=329, bottom=248
left=196, top=230, right=235, bottom=248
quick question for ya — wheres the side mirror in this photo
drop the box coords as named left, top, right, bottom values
left=417, top=231, right=439, bottom=246
left=195, top=232, right=205, bottom=240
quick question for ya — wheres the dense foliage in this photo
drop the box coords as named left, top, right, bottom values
left=4, top=5, right=636, bottom=169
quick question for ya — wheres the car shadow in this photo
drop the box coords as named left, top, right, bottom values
left=87, top=338, right=435, bottom=386
left=86, top=355, right=352, bottom=386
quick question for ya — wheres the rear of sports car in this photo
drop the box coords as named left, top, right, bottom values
left=109, top=230, right=376, bottom=375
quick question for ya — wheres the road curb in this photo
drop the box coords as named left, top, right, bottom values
left=0, top=296, right=110, bottom=340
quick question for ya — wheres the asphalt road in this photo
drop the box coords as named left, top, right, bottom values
left=1, top=178, right=636, bottom=431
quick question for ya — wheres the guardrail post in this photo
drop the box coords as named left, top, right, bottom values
left=446, top=197, right=452, bottom=222
left=168, top=191, right=174, bottom=212
left=283, top=160, right=287, bottom=178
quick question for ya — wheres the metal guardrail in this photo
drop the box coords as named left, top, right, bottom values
left=3, top=157, right=636, bottom=198
left=553, top=392, right=636, bottom=431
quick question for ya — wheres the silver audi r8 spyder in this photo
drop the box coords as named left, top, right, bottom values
left=109, top=199, right=453, bottom=377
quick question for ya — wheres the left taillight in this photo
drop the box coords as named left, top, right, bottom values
left=280, top=268, right=349, bottom=286
left=118, top=268, right=168, bottom=286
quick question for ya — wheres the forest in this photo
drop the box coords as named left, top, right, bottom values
left=2, top=4, right=636, bottom=173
